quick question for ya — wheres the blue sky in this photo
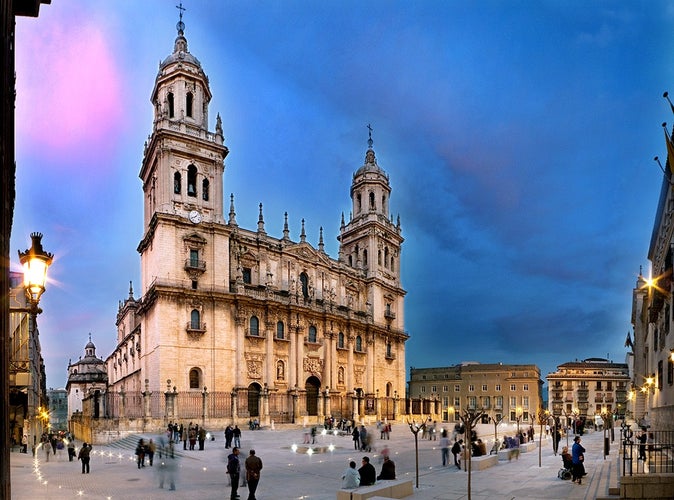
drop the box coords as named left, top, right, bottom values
left=12, top=1, right=674, bottom=389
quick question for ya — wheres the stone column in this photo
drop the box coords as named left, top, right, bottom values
left=324, top=387, right=331, bottom=419
left=292, top=388, right=300, bottom=424
left=352, top=391, right=358, bottom=422
left=261, top=384, right=270, bottom=427
left=164, top=379, right=175, bottom=420
left=202, top=387, right=209, bottom=426
left=119, top=389, right=126, bottom=419
left=231, top=389, right=238, bottom=420
left=143, top=379, right=152, bottom=419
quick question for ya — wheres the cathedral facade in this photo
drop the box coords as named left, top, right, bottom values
left=101, top=20, right=408, bottom=428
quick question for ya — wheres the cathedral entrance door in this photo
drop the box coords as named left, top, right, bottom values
left=305, top=377, right=320, bottom=416
left=247, top=383, right=261, bottom=417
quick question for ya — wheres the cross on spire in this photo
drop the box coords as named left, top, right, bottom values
left=367, top=123, right=373, bottom=149
left=176, top=2, right=186, bottom=34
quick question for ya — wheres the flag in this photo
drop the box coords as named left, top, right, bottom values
left=624, top=331, right=633, bottom=349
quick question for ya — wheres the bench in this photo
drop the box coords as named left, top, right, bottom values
left=520, top=441, right=537, bottom=453
left=336, top=479, right=414, bottom=500
left=467, top=454, right=498, bottom=470
left=498, top=448, right=520, bottom=461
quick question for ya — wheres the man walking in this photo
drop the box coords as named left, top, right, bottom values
left=245, top=449, right=263, bottom=500
left=78, top=442, right=92, bottom=474
left=227, top=447, right=241, bottom=500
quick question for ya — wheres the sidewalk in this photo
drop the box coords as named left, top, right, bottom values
left=10, top=424, right=619, bottom=499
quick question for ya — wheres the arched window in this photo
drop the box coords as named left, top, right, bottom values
left=189, top=368, right=200, bottom=389
left=390, top=257, right=395, bottom=272
left=363, top=249, right=368, bottom=266
left=378, top=250, right=382, bottom=266
left=357, top=193, right=362, bottom=213
left=384, top=247, right=389, bottom=269
left=338, top=366, right=345, bottom=384
left=167, top=92, right=175, bottom=118
left=174, top=172, right=181, bottom=194
left=338, top=332, right=344, bottom=349
left=308, top=325, right=317, bottom=343
left=250, top=316, right=259, bottom=336
left=348, top=255, right=353, bottom=266
left=355, top=335, right=362, bottom=352
left=386, top=342, right=392, bottom=358
left=186, top=92, right=193, bottom=118
left=276, top=321, right=284, bottom=340
left=202, top=179, right=209, bottom=201
left=300, top=273, right=309, bottom=298
left=187, top=164, right=197, bottom=197
left=369, top=191, right=376, bottom=209
left=382, top=194, right=387, bottom=213
left=190, top=309, right=200, bottom=330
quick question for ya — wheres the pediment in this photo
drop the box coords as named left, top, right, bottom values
left=183, top=232, right=207, bottom=247
left=284, top=243, right=330, bottom=265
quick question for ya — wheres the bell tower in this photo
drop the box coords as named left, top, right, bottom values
left=338, top=127, right=405, bottom=329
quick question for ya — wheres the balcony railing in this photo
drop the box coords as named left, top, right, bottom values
left=184, top=259, right=206, bottom=272
left=185, top=322, right=206, bottom=334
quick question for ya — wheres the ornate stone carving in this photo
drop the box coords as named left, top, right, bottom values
left=245, top=353, right=263, bottom=379
left=303, top=357, right=323, bottom=376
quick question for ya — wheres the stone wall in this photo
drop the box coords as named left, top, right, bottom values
left=620, top=474, right=674, bottom=499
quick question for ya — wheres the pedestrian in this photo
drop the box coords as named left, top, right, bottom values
left=225, top=425, right=234, bottom=449
left=451, top=439, right=463, bottom=469
left=359, top=426, right=368, bottom=451
left=147, top=438, right=156, bottom=466
left=358, top=456, right=376, bottom=486
left=439, top=429, right=450, bottom=466
left=198, top=427, right=206, bottom=450
left=227, top=447, right=241, bottom=500
left=78, top=442, right=92, bottom=474
left=571, top=435, right=586, bottom=485
left=638, top=431, right=647, bottom=461
left=136, top=439, right=146, bottom=468
left=233, top=425, right=242, bottom=448
left=245, top=449, right=263, bottom=500
left=67, top=439, right=76, bottom=462
left=377, top=455, right=396, bottom=480
left=352, top=426, right=360, bottom=450
left=21, top=434, right=28, bottom=454
left=341, top=461, right=360, bottom=489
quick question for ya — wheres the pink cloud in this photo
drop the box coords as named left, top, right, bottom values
left=16, top=20, right=123, bottom=167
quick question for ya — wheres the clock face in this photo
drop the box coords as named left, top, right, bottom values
left=189, top=210, right=202, bottom=224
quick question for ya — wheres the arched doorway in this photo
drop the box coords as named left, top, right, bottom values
left=305, top=376, right=320, bottom=416
left=248, top=383, right=261, bottom=417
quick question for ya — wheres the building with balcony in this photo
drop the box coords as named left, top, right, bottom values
left=408, top=362, right=542, bottom=424
left=546, top=358, right=629, bottom=423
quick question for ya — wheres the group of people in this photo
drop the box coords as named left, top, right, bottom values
left=341, top=454, right=396, bottom=489
left=561, top=435, right=586, bottom=484
left=224, top=424, right=242, bottom=449
left=134, top=438, right=157, bottom=468
left=227, top=447, right=263, bottom=500
left=352, top=425, right=373, bottom=452
left=164, top=421, right=209, bottom=451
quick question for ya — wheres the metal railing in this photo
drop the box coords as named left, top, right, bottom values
left=620, top=425, right=674, bottom=475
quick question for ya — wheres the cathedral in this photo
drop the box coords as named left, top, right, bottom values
left=99, top=17, right=408, bottom=430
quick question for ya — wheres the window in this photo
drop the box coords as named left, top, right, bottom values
left=468, top=384, right=475, bottom=392
left=522, top=396, right=529, bottom=409
left=482, top=384, right=488, bottom=391
left=510, top=384, right=516, bottom=391
left=495, top=384, right=501, bottom=391
left=357, top=193, right=362, bottom=213
left=442, top=396, right=449, bottom=407
left=355, top=335, right=363, bottom=352
left=190, top=309, right=200, bottom=330
left=606, top=381, right=613, bottom=390
left=187, top=164, right=197, bottom=197
left=421, top=386, right=426, bottom=393
left=455, top=384, right=460, bottom=392
left=442, top=385, right=448, bottom=392
left=386, top=342, right=392, bottom=358
left=186, top=91, right=193, bottom=118
left=338, top=332, right=345, bottom=349
left=249, top=316, right=259, bottom=336
left=454, top=396, right=460, bottom=407
left=300, top=273, right=309, bottom=298
left=190, top=249, right=199, bottom=267
left=174, top=172, right=181, bottom=194
left=523, top=384, right=529, bottom=391
left=202, top=179, right=209, bottom=201
left=189, top=368, right=200, bottom=389
left=243, top=268, right=252, bottom=284
left=363, top=249, right=368, bottom=266
left=467, top=396, right=477, bottom=409
left=168, top=92, right=175, bottom=118
left=308, top=325, right=317, bottom=343
left=596, top=381, right=602, bottom=390
left=431, top=385, right=437, bottom=392
left=509, top=396, right=516, bottom=407
left=276, top=321, right=284, bottom=340
left=369, top=191, right=376, bottom=209
left=495, top=396, right=503, bottom=408
left=668, top=357, right=674, bottom=386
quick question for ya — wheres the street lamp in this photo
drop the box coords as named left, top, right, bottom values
left=4, top=233, right=53, bottom=497
left=407, top=421, right=420, bottom=488
left=515, top=406, right=523, bottom=435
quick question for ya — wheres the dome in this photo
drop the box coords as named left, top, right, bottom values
left=159, top=33, right=202, bottom=71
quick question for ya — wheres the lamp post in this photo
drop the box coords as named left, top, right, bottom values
left=459, top=409, right=485, bottom=500
left=4, top=233, right=53, bottom=498
left=515, top=406, right=523, bottom=436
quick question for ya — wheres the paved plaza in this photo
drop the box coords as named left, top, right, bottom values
left=10, top=423, right=619, bottom=499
